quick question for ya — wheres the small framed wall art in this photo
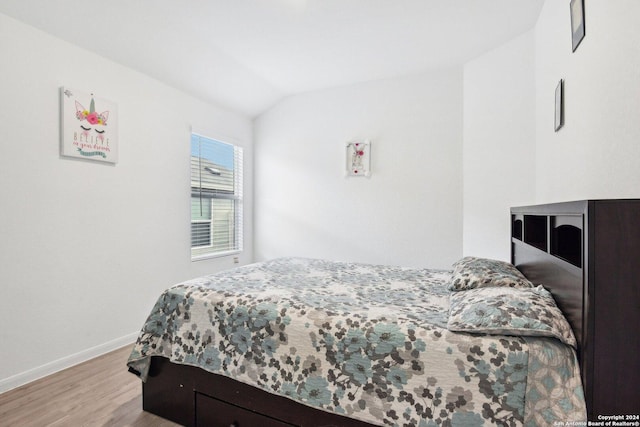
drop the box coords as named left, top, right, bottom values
left=60, top=87, right=118, bottom=163
left=346, top=140, right=371, bottom=177
left=570, top=0, right=585, bottom=52
left=555, top=79, right=564, bottom=132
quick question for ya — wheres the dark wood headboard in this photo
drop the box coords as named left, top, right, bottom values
left=510, top=200, right=640, bottom=420
left=511, top=201, right=586, bottom=359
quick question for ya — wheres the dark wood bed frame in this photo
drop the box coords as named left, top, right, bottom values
left=139, top=200, right=640, bottom=425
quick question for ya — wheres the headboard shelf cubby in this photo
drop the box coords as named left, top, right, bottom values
left=551, top=215, right=582, bottom=267
left=511, top=199, right=640, bottom=420
left=523, top=214, right=548, bottom=251
left=511, top=214, right=523, bottom=241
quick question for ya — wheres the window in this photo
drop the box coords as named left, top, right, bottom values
left=191, top=133, right=243, bottom=260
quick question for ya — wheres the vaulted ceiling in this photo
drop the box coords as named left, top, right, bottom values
left=0, top=0, right=545, bottom=117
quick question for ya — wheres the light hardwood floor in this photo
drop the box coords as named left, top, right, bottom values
left=0, top=345, right=180, bottom=427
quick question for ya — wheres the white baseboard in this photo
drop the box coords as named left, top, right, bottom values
left=0, top=332, right=139, bottom=394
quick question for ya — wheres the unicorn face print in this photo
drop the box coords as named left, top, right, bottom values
left=60, top=87, right=118, bottom=163
left=75, top=100, right=109, bottom=145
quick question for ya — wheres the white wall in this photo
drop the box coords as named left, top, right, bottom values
left=535, top=0, right=640, bottom=201
left=0, top=13, right=253, bottom=392
left=6, top=0, right=640, bottom=395
left=463, top=31, right=537, bottom=261
left=462, top=0, right=640, bottom=260
left=254, top=69, right=463, bottom=270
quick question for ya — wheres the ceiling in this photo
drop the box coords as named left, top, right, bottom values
left=0, top=0, right=545, bottom=118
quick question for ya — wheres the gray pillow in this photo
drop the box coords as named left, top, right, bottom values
left=447, top=285, right=577, bottom=348
left=448, top=256, right=534, bottom=291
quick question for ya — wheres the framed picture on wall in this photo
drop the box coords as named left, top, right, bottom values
left=345, top=140, right=371, bottom=177
left=555, top=79, right=564, bottom=132
left=60, top=87, right=118, bottom=163
left=570, top=0, right=585, bottom=52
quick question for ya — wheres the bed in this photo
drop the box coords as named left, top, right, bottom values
left=127, top=245, right=590, bottom=426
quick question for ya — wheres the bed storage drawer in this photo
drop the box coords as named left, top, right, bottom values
left=196, top=392, right=296, bottom=427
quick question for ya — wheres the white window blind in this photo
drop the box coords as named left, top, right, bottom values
left=190, top=133, right=243, bottom=260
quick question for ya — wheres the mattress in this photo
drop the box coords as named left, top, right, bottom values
left=127, top=257, right=586, bottom=426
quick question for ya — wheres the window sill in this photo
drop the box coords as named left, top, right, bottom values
left=191, top=249, right=242, bottom=262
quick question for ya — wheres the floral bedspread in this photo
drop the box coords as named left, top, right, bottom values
left=127, top=258, right=586, bottom=426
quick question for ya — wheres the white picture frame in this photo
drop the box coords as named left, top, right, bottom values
left=345, top=140, right=371, bottom=177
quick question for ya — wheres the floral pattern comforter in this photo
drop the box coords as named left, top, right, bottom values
left=127, top=257, right=586, bottom=426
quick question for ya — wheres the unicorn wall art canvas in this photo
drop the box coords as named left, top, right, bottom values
left=60, top=87, right=118, bottom=163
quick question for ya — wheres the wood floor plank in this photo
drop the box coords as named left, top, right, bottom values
left=0, top=345, right=181, bottom=427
